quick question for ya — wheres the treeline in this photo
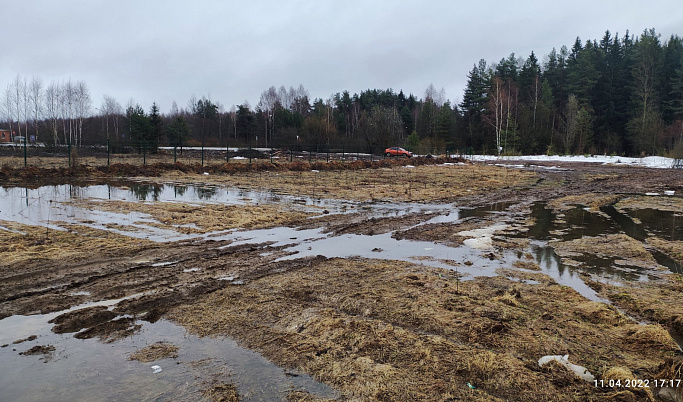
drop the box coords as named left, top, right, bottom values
left=2, top=28, right=682, bottom=156
left=462, top=28, right=683, bottom=156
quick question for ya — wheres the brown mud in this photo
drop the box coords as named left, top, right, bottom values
left=19, top=344, right=56, bottom=362
left=2, top=157, right=683, bottom=400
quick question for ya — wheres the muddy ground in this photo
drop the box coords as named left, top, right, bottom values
left=1, top=157, right=683, bottom=401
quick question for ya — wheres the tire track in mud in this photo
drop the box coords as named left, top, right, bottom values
left=2, top=161, right=683, bottom=400
left=1, top=230, right=332, bottom=343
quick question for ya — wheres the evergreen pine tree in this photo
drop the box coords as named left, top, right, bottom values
left=148, top=102, right=162, bottom=152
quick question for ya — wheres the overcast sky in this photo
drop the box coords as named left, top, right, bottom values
left=2, top=0, right=681, bottom=114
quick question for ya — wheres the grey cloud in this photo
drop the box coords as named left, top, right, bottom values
left=1, top=0, right=680, bottom=113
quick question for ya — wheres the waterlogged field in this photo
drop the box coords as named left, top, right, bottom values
left=1, top=156, right=682, bottom=401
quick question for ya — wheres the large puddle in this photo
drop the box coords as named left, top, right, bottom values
left=526, top=201, right=682, bottom=275
left=2, top=182, right=682, bottom=400
left=1, top=314, right=336, bottom=401
left=0, top=182, right=359, bottom=242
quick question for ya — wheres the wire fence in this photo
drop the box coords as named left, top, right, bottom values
left=0, top=143, right=475, bottom=168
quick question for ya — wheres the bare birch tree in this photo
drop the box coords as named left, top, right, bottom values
left=29, top=77, right=43, bottom=142
left=278, top=86, right=292, bottom=110
left=9, top=75, right=25, bottom=140
left=101, top=94, right=122, bottom=145
left=485, top=76, right=504, bottom=155
left=229, top=105, right=237, bottom=138
left=44, top=81, right=61, bottom=145
left=59, top=80, right=75, bottom=146
left=169, top=101, right=179, bottom=117
left=217, top=101, right=225, bottom=140
left=20, top=76, right=31, bottom=141
left=258, top=87, right=278, bottom=146
left=424, top=83, right=446, bottom=107
left=3, top=87, right=17, bottom=139
left=74, top=81, right=91, bottom=146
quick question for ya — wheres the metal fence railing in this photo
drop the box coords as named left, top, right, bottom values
left=0, top=143, right=475, bottom=168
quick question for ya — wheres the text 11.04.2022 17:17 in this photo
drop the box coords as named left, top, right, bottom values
left=595, top=379, right=682, bottom=388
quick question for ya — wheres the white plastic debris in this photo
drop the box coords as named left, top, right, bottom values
left=463, top=237, right=493, bottom=250
left=151, top=365, right=162, bottom=374
left=538, top=355, right=594, bottom=382
left=459, top=223, right=508, bottom=250
left=664, top=190, right=675, bottom=196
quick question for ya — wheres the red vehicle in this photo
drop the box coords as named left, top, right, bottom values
left=384, top=147, right=413, bottom=158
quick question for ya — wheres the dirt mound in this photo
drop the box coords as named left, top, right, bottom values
left=19, top=344, right=56, bottom=361
left=49, top=305, right=117, bottom=334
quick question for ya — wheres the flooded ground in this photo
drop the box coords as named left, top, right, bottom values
left=1, top=317, right=335, bottom=401
left=1, top=159, right=683, bottom=401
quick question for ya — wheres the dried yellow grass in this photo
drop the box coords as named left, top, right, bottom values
left=201, top=383, right=239, bottom=402
left=616, top=196, right=683, bottom=214
left=655, top=357, right=683, bottom=381
left=551, top=234, right=656, bottom=266
left=548, top=193, right=622, bottom=211
left=575, top=302, right=627, bottom=326
left=65, top=200, right=312, bottom=234
left=0, top=220, right=155, bottom=268
left=128, top=341, right=179, bottom=362
left=493, top=290, right=522, bottom=307
left=153, top=163, right=537, bottom=203
left=627, top=324, right=679, bottom=350
left=602, top=366, right=635, bottom=381
left=512, top=260, right=541, bottom=271
left=602, top=367, right=655, bottom=401
left=647, top=237, right=683, bottom=266
left=168, top=257, right=676, bottom=400
left=286, top=390, right=336, bottom=402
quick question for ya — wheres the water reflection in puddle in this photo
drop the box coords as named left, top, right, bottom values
left=525, top=201, right=682, bottom=275
left=0, top=317, right=336, bottom=401
left=529, top=244, right=604, bottom=302
left=0, top=182, right=359, bottom=242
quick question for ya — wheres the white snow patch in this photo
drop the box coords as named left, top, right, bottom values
left=465, top=154, right=675, bottom=169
